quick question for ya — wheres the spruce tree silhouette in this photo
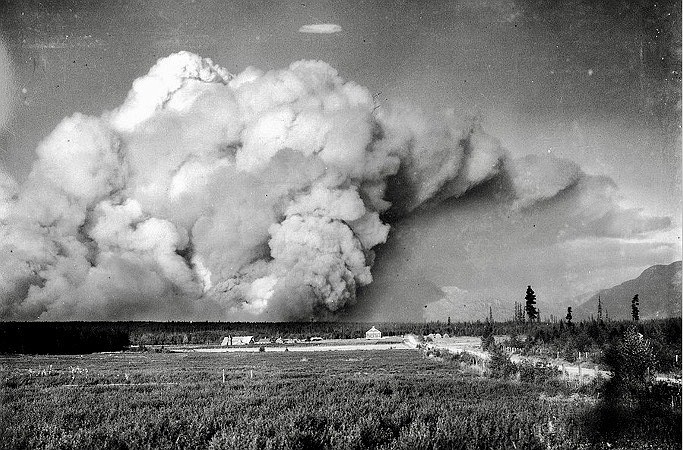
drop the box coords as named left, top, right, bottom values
left=525, top=286, right=537, bottom=322
left=631, top=294, right=640, bottom=321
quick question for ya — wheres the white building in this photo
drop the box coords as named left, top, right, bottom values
left=220, top=336, right=254, bottom=346
left=365, top=326, right=381, bottom=339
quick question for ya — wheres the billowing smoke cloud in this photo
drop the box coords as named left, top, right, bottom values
left=508, top=154, right=581, bottom=209
left=508, top=154, right=672, bottom=238
left=0, top=52, right=509, bottom=320
left=1, top=52, right=671, bottom=321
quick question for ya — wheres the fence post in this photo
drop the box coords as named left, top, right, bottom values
left=222, top=368, right=225, bottom=384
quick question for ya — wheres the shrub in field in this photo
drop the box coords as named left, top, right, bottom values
left=487, top=346, right=517, bottom=379
left=518, top=361, right=561, bottom=384
left=602, top=325, right=657, bottom=407
left=577, top=326, right=682, bottom=448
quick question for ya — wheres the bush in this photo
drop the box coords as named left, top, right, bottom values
left=488, top=346, right=517, bottom=379
left=518, top=361, right=561, bottom=384
left=602, top=326, right=657, bottom=407
left=577, top=326, right=682, bottom=448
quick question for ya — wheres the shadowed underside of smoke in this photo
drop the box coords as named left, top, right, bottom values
left=0, top=52, right=669, bottom=321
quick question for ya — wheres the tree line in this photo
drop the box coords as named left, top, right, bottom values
left=0, top=322, right=129, bottom=354
left=0, top=317, right=680, bottom=361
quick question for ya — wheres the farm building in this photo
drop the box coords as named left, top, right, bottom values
left=365, top=326, right=381, bottom=339
left=220, top=336, right=254, bottom=346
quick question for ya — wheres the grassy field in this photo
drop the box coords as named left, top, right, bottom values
left=0, top=349, right=679, bottom=449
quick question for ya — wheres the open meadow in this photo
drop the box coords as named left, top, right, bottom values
left=2, top=348, right=680, bottom=450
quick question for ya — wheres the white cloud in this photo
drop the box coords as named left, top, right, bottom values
left=298, top=24, right=342, bottom=34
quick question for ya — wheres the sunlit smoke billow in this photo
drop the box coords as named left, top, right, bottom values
left=0, top=52, right=668, bottom=321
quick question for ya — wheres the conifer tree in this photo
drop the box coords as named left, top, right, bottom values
left=524, top=286, right=537, bottom=322
left=565, top=307, right=572, bottom=326
left=631, top=294, right=640, bottom=321
left=481, top=321, right=495, bottom=352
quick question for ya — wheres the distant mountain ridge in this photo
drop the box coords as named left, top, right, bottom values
left=578, top=261, right=681, bottom=320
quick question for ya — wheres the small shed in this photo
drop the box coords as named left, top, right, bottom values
left=365, top=326, right=381, bottom=340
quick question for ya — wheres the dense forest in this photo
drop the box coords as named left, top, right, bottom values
left=0, top=322, right=130, bottom=354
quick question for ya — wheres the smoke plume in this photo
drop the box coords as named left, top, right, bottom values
left=0, top=52, right=663, bottom=321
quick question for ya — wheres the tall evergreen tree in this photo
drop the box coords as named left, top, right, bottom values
left=565, top=307, right=573, bottom=326
left=597, top=295, right=603, bottom=322
left=524, top=286, right=537, bottom=322
left=631, top=294, right=640, bottom=321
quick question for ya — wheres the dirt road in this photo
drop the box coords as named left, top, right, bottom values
left=180, top=338, right=414, bottom=353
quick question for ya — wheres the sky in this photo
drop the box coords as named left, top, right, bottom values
left=0, top=0, right=680, bottom=321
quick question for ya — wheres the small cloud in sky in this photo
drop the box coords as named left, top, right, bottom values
left=298, top=24, right=342, bottom=34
